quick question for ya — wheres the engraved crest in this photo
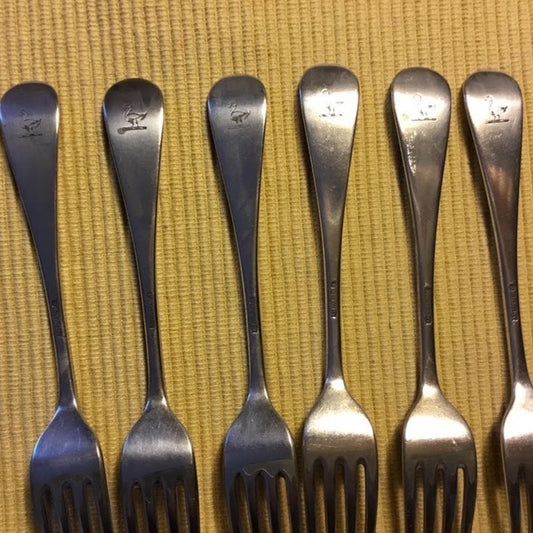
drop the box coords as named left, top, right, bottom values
left=228, top=102, right=250, bottom=126
left=485, top=95, right=509, bottom=123
left=319, top=88, right=344, bottom=117
left=117, top=103, right=148, bottom=134
left=18, top=110, right=42, bottom=137
left=410, top=93, right=437, bottom=121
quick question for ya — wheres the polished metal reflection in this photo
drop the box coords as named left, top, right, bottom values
left=464, top=71, right=532, bottom=533
left=391, top=67, right=477, bottom=532
left=103, top=79, right=199, bottom=532
left=299, top=65, right=378, bottom=532
left=208, top=75, right=300, bottom=532
left=0, top=83, right=112, bottom=531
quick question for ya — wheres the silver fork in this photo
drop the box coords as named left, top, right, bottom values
left=103, top=79, right=199, bottom=532
left=391, top=67, right=477, bottom=532
left=0, top=83, right=112, bottom=531
left=207, top=75, right=300, bottom=532
left=299, top=65, right=378, bottom=532
left=464, top=71, right=533, bottom=533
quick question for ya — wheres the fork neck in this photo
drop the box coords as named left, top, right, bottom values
left=490, top=184, right=532, bottom=389
left=414, top=228, right=439, bottom=391
left=131, top=216, right=167, bottom=407
left=36, top=227, right=77, bottom=410
left=239, top=230, right=269, bottom=401
left=320, top=210, right=345, bottom=385
left=408, top=175, right=441, bottom=391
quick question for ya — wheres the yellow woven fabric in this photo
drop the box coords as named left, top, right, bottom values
left=0, top=0, right=532, bottom=530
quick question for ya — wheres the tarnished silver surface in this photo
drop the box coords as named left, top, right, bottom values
left=464, top=71, right=532, bottom=533
left=0, top=83, right=112, bottom=531
left=392, top=67, right=477, bottom=532
left=104, top=79, right=199, bottom=532
left=299, top=65, right=378, bottom=532
left=208, top=75, right=300, bottom=532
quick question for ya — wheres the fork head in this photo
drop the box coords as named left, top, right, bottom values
left=402, top=384, right=476, bottom=533
left=30, top=405, right=112, bottom=532
left=120, top=402, right=199, bottom=532
left=302, top=379, right=377, bottom=532
left=223, top=394, right=300, bottom=532
left=501, top=382, right=533, bottom=531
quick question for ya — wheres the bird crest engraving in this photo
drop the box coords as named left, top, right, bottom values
left=18, top=110, right=42, bottom=137
left=320, top=88, right=344, bottom=117
left=228, top=102, right=250, bottom=125
left=410, top=93, right=437, bottom=121
left=117, top=103, right=148, bottom=134
left=485, top=95, right=509, bottom=123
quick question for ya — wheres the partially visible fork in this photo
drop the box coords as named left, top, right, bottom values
left=208, top=75, right=300, bottom=532
left=299, top=65, right=378, bottom=532
left=104, top=79, right=199, bottom=532
left=464, top=71, right=533, bottom=533
left=0, top=83, right=112, bottom=531
left=391, top=67, right=477, bottom=532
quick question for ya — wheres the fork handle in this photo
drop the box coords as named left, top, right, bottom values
left=299, top=65, right=359, bottom=384
left=0, top=83, right=76, bottom=409
left=103, top=79, right=166, bottom=406
left=207, top=76, right=268, bottom=399
left=391, top=68, right=451, bottom=389
left=464, top=72, right=531, bottom=388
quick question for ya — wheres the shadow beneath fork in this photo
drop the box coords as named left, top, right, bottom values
left=484, top=420, right=507, bottom=531
left=387, top=421, right=404, bottom=533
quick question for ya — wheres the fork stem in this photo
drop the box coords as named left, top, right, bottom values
left=319, top=195, right=345, bottom=384
left=103, top=79, right=167, bottom=407
left=132, top=221, right=166, bottom=406
left=0, top=83, right=77, bottom=410
left=241, top=238, right=268, bottom=400
left=492, top=195, right=531, bottom=388
left=413, top=228, right=439, bottom=390
left=207, top=76, right=269, bottom=400
left=299, top=66, right=360, bottom=385
left=391, top=68, right=452, bottom=392
left=463, top=72, right=532, bottom=390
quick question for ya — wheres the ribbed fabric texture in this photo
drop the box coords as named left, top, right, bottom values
left=0, top=0, right=532, bottom=530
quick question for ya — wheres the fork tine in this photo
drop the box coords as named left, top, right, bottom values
left=244, top=475, right=260, bottom=532
left=50, top=489, right=69, bottom=532
left=70, top=483, right=89, bottom=533
left=225, top=477, right=242, bottom=533
left=142, top=483, right=158, bottom=532
left=442, top=470, right=457, bottom=533
left=161, top=478, right=178, bottom=533
left=403, top=466, right=417, bottom=532
left=31, top=487, right=48, bottom=533
left=304, top=465, right=317, bottom=532
left=506, top=475, right=521, bottom=533
left=264, top=475, right=280, bottom=532
left=94, top=481, right=113, bottom=532
left=344, top=463, right=357, bottom=532
left=423, top=468, right=437, bottom=533
left=364, top=459, right=378, bottom=533
left=183, top=470, right=200, bottom=533
left=123, top=488, right=139, bottom=533
left=524, top=469, right=533, bottom=533
left=322, top=464, right=336, bottom=532
left=461, top=468, right=476, bottom=533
